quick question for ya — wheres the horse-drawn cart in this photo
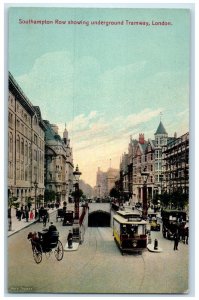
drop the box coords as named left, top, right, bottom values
left=27, top=230, right=64, bottom=264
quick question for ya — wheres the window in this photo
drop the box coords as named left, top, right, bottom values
left=34, top=134, right=37, bottom=145
left=8, top=112, right=13, bottom=126
left=34, top=149, right=37, bottom=161
left=17, top=119, right=20, bottom=130
left=9, top=133, right=13, bottom=155
left=21, top=123, right=24, bottom=134
left=21, top=138, right=24, bottom=156
left=16, top=135, right=20, bottom=153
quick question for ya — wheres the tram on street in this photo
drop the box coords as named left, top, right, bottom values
left=113, top=210, right=148, bottom=254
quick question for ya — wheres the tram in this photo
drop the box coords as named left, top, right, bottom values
left=113, top=210, right=148, bottom=254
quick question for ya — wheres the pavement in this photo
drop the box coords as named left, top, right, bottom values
left=7, top=203, right=82, bottom=238
left=7, top=207, right=58, bottom=237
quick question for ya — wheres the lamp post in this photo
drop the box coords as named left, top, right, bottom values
left=141, top=167, right=149, bottom=220
left=33, top=180, right=38, bottom=219
left=73, top=165, right=82, bottom=221
left=73, top=165, right=82, bottom=243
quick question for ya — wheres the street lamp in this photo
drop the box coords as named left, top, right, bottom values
left=73, top=165, right=82, bottom=221
left=141, top=167, right=149, bottom=220
left=33, top=180, right=38, bottom=219
left=73, top=165, right=82, bottom=243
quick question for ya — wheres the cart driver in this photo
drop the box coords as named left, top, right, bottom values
left=39, top=222, right=58, bottom=242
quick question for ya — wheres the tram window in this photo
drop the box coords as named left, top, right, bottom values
left=121, top=225, right=127, bottom=234
left=138, top=225, right=143, bottom=235
left=131, top=225, right=138, bottom=235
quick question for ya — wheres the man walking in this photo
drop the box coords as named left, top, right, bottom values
left=173, top=230, right=179, bottom=250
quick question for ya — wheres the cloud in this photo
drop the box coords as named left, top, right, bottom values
left=14, top=51, right=189, bottom=186
left=56, top=108, right=164, bottom=186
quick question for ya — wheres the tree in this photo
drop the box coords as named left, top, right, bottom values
left=44, top=190, right=56, bottom=204
left=25, top=196, right=33, bottom=211
left=159, top=191, right=171, bottom=209
left=109, top=187, right=120, bottom=199
left=71, top=188, right=83, bottom=199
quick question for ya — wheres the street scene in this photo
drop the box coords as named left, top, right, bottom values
left=8, top=203, right=188, bottom=294
left=7, top=6, right=190, bottom=296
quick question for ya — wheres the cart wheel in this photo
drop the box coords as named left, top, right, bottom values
left=33, top=244, right=42, bottom=264
left=54, top=240, right=64, bottom=261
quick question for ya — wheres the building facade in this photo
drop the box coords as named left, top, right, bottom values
left=95, top=167, right=119, bottom=199
left=118, top=121, right=189, bottom=208
left=162, top=132, right=189, bottom=195
left=44, top=121, right=74, bottom=204
left=8, top=73, right=46, bottom=207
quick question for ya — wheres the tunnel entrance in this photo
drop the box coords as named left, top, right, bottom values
left=88, top=210, right=110, bottom=227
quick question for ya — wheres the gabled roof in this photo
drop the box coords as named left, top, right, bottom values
left=135, top=142, right=147, bottom=156
left=155, top=121, right=167, bottom=135
left=146, top=139, right=155, bottom=151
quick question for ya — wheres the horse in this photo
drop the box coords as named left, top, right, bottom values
left=27, top=232, right=40, bottom=250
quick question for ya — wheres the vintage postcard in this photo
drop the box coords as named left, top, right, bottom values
left=7, top=5, right=191, bottom=295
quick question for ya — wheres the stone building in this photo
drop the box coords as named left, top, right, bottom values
left=44, top=121, right=74, bottom=204
left=162, top=132, right=189, bottom=195
left=8, top=72, right=46, bottom=207
left=118, top=121, right=188, bottom=207
left=95, top=167, right=107, bottom=198
left=95, top=166, right=119, bottom=199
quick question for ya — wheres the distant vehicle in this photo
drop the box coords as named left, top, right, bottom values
left=38, top=208, right=49, bottom=222
left=148, top=212, right=160, bottom=231
left=56, top=208, right=65, bottom=222
left=63, top=210, right=74, bottom=226
left=113, top=210, right=147, bottom=255
left=161, top=210, right=187, bottom=239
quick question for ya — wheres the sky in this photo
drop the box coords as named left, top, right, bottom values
left=8, top=6, right=190, bottom=187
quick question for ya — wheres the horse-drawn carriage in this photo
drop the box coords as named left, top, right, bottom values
left=56, top=208, right=74, bottom=226
left=38, top=207, right=49, bottom=223
left=56, top=208, right=65, bottom=222
left=27, top=229, right=64, bottom=264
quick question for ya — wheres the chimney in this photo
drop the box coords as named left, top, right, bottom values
left=139, top=133, right=145, bottom=144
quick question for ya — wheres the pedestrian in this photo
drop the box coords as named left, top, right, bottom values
left=43, top=214, right=47, bottom=227
left=67, top=230, right=73, bottom=249
left=25, top=209, right=29, bottom=222
left=173, top=230, right=179, bottom=250
left=30, top=210, right=34, bottom=220
left=48, top=222, right=57, bottom=232
left=17, top=209, right=21, bottom=221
